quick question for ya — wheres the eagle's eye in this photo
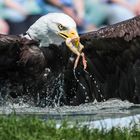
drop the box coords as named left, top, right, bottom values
left=58, top=24, right=66, bottom=31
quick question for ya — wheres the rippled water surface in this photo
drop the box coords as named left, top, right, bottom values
left=0, top=99, right=140, bottom=129
left=0, top=99, right=140, bottom=122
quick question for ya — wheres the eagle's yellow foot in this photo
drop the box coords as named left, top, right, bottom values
left=66, top=37, right=86, bottom=69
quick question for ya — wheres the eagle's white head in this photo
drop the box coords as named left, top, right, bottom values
left=26, top=13, right=79, bottom=47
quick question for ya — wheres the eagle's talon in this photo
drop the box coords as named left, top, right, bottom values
left=66, top=37, right=87, bottom=70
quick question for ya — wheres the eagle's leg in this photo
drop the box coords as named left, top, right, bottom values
left=66, top=38, right=87, bottom=69
left=74, top=54, right=80, bottom=69
left=78, top=43, right=87, bottom=70
left=66, top=38, right=81, bottom=69
left=81, top=52, right=87, bottom=70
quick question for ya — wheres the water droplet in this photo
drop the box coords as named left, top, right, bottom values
left=44, top=73, right=47, bottom=77
left=86, top=96, right=89, bottom=100
left=85, top=99, right=88, bottom=103
left=96, top=85, right=99, bottom=88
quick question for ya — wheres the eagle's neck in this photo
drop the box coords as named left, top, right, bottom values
left=26, top=28, right=64, bottom=47
left=44, top=30, right=64, bottom=46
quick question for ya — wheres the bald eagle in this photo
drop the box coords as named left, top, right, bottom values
left=0, top=13, right=140, bottom=106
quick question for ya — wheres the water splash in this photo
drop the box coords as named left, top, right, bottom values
left=0, top=66, right=104, bottom=107
left=73, top=69, right=86, bottom=91
left=83, top=69, right=105, bottom=101
left=72, top=66, right=105, bottom=103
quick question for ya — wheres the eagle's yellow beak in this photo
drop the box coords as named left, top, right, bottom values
left=59, top=29, right=79, bottom=46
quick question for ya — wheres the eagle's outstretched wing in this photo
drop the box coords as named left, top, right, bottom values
left=0, top=34, right=46, bottom=78
left=0, top=34, right=21, bottom=71
left=79, top=16, right=140, bottom=103
left=81, top=15, right=140, bottom=55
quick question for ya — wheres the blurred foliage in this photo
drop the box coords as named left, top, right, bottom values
left=0, top=115, right=140, bottom=140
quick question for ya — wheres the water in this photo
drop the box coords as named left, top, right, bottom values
left=0, top=99, right=140, bottom=129
left=0, top=68, right=140, bottom=129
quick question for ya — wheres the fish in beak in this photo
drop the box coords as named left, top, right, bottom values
left=59, top=28, right=87, bottom=69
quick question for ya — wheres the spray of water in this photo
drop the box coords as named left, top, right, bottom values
left=72, top=62, right=105, bottom=103
left=83, top=69, right=105, bottom=101
left=73, top=69, right=86, bottom=90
